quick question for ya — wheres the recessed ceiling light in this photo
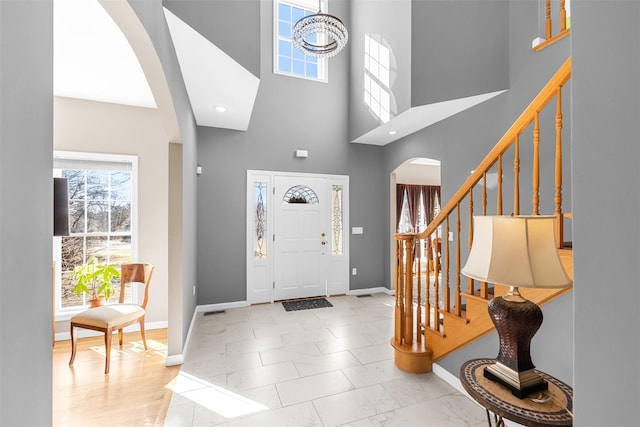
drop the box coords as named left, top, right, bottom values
left=214, top=105, right=227, bottom=113
left=388, top=130, right=397, bottom=135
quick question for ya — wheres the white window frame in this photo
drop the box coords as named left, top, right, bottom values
left=273, top=0, right=329, bottom=82
left=53, top=150, right=139, bottom=321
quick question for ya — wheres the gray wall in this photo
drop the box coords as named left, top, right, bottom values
left=411, top=0, right=509, bottom=106
left=382, top=0, right=574, bottom=384
left=349, top=0, right=412, bottom=141
left=196, top=0, right=388, bottom=304
left=0, top=1, right=53, bottom=425
left=572, top=1, right=640, bottom=425
left=129, top=0, right=198, bottom=356
left=163, top=0, right=261, bottom=78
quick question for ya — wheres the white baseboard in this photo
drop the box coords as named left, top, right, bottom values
left=432, top=362, right=469, bottom=397
left=165, top=354, right=184, bottom=366
left=346, top=287, right=395, bottom=296
left=55, top=320, right=168, bottom=342
left=197, top=300, right=250, bottom=313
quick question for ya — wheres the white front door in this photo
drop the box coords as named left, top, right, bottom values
left=246, top=170, right=349, bottom=304
left=273, top=176, right=327, bottom=300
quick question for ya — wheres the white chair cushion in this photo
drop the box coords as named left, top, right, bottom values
left=71, top=304, right=145, bottom=329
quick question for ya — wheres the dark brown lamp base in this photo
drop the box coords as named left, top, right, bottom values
left=485, top=287, right=548, bottom=399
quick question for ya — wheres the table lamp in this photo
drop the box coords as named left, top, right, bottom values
left=461, top=215, right=572, bottom=398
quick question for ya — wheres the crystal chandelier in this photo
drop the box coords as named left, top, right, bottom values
left=291, top=0, right=348, bottom=58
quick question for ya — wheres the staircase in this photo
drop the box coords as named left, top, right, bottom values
left=391, top=57, right=573, bottom=373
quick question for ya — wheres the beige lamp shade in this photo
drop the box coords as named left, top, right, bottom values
left=461, top=216, right=572, bottom=289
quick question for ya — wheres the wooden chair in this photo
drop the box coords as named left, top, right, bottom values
left=69, top=263, right=154, bottom=374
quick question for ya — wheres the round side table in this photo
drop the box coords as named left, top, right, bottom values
left=460, top=358, right=573, bottom=427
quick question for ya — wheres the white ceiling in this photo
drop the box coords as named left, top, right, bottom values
left=352, top=90, right=508, bottom=145
left=54, top=0, right=156, bottom=108
left=163, top=8, right=260, bottom=131
left=54, top=0, right=259, bottom=132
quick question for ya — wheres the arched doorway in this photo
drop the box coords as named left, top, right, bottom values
left=389, top=157, right=441, bottom=290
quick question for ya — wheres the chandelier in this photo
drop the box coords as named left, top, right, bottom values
left=291, top=0, right=348, bottom=58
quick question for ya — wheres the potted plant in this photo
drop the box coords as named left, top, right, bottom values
left=72, top=256, right=121, bottom=308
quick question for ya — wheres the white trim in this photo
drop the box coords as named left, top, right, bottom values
left=197, top=300, right=251, bottom=313
left=432, top=362, right=470, bottom=397
left=346, top=287, right=395, bottom=296
left=166, top=307, right=199, bottom=367
left=247, top=170, right=349, bottom=304
left=54, top=320, right=167, bottom=342
left=165, top=354, right=184, bottom=366
left=52, top=150, right=139, bottom=312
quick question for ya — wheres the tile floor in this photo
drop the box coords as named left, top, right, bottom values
left=164, top=293, right=487, bottom=427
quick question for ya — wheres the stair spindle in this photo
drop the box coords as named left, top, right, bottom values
left=533, top=113, right=541, bottom=215
left=514, top=136, right=520, bottom=215
left=555, top=87, right=564, bottom=247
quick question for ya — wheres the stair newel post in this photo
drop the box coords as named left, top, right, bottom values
left=514, top=135, right=520, bottom=215
left=532, top=113, right=541, bottom=215
left=555, top=87, right=564, bottom=247
left=403, top=235, right=415, bottom=345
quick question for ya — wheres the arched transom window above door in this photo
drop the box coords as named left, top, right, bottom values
left=283, top=185, right=319, bottom=204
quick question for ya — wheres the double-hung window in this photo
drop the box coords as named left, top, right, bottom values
left=274, top=0, right=328, bottom=81
left=53, top=151, right=137, bottom=316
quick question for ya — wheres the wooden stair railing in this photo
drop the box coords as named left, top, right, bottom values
left=533, top=0, right=571, bottom=51
left=391, top=57, right=573, bottom=374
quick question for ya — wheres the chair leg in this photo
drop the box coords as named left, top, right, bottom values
left=118, top=328, right=124, bottom=346
left=104, top=328, right=112, bottom=374
left=69, top=324, right=77, bottom=367
left=139, top=318, right=148, bottom=350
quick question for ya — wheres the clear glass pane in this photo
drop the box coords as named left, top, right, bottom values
left=292, top=6, right=305, bottom=23
left=86, top=201, right=108, bottom=233
left=86, top=236, right=109, bottom=262
left=64, top=169, right=85, bottom=200
left=110, top=201, right=131, bottom=232
left=279, top=3, right=291, bottom=22
left=331, top=185, right=343, bottom=255
left=61, top=270, right=83, bottom=308
left=307, top=63, right=318, bottom=78
left=279, top=40, right=292, bottom=58
left=69, top=200, right=85, bottom=234
left=109, top=236, right=131, bottom=265
left=293, top=45, right=305, bottom=60
left=279, top=56, right=292, bottom=73
left=110, top=171, right=131, bottom=201
left=279, top=21, right=291, bottom=38
left=254, top=182, right=267, bottom=260
left=61, top=236, right=84, bottom=271
left=86, top=170, right=109, bottom=200
left=293, top=59, right=305, bottom=76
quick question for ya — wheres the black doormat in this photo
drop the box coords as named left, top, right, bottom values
left=281, top=297, right=333, bottom=312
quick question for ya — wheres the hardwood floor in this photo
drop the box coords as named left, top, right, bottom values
left=53, top=328, right=180, bottom=426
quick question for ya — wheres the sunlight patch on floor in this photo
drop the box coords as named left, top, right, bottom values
left=166, top=371, right=269, bottom=419
left=89, top=339, right=167, bottom=358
